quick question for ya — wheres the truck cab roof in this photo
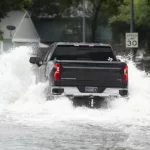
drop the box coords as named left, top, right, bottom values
left=55, top=42, right=111, bottom=47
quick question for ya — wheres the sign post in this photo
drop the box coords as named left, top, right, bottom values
left=126, top=33, right=138, bottom=48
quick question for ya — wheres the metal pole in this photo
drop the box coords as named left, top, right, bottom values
left=0, top=41, right=3, bottom=53
left=130, top=0, right=137, bottom=60
left=82, top=0, right=86, bottom=42
left=130, top=0, right=134, bottom=33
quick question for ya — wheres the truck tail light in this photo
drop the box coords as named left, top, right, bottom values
left=54, top=63, right=60, bottom=81
left=123, top=65, right=128, bottom=82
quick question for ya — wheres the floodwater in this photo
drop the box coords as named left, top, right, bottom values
left=0, top=47, right=150, bottom=150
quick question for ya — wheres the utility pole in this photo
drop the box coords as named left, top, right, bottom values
left=130, top=0, right=134, bottom=33
left=130, top=0, right=137, bottom=60
left=82, top=0, right=86, bottom=42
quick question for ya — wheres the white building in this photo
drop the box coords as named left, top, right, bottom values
left=0, top=10, right=40, bottom=53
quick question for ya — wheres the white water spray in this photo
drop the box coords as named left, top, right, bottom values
left=0, top=47, right=35, bottom=104
left=0, top=46, right=150, bottom=127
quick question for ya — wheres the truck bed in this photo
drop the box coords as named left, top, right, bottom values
left=53, top=60, right=128, bottom=92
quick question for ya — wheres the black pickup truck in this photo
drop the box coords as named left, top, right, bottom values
left=30, top=42, right=128, bottom=106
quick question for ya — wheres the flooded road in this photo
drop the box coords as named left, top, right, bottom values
left=0, top=47, right=150, bottom=150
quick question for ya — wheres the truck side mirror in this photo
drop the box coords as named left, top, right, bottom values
left=29, top=57, right=42, bottom=66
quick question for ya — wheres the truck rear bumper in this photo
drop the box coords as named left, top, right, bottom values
left=51, top=86, right=128, bottom=97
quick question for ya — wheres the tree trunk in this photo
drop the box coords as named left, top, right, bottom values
left=91, top=6, right=100, bottom=42
left=146, top=39, right=150, bottom=54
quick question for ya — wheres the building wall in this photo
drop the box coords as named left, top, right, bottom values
left=0, top=11, right=40, bottom=54
left=33, top=17, right=112, bottom=43
left=2, top=40, right=39, bottom=53
left=3, top=40, right=14, bottom=51
left=14, top=42, right=38, bottom=47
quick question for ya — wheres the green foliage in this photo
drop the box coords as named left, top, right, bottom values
left=109, top=0, right=150, bottom=53
left=135, top=1, right=150, bottom=26
left=0, top=0, right=32, bottom=21
left=31, top=0, right=79, bottom=17
left=30, top=0, right=123, bottom=42
left=109, top=0, right=150, bottom=26
left=87, top=0, right=123, bottom=42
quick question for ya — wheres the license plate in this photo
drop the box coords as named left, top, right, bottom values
left=85, top=87, right=98, bottom=93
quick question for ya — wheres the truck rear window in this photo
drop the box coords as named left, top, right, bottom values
left=51, top=45, right=116, bottom=61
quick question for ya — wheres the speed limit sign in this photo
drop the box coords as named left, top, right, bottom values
left=126, top=33, right=138, bottom=48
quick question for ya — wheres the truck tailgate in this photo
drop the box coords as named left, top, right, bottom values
left=55, top=60, right=126, bottom=88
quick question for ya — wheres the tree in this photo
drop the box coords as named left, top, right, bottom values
left=31, top=0, right=79, bottom=17
left=30, top=0, right=123, bottom=42
left=109, top=0, right=150, bottom=53
left=87, top=0, right=124, bottom=42
left=110, top=0, right=150, bottom=26
left=0, top=0, right=32, bottom=20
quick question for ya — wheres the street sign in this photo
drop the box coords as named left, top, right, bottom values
left=126, top=33, right=138, bottom=48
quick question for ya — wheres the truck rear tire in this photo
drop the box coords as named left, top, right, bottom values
left=119, top=90, right=128, bottom=97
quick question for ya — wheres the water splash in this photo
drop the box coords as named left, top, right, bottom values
left=0, top=47, right=35, bottom=104
left=0, top=46, right=150, bottom=128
